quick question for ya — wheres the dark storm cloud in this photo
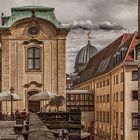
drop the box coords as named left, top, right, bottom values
left=63, top=20, right=126, bottom=32
left=95, top=21, right=126, bottom=31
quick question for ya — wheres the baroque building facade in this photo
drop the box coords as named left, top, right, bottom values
left=0, top=6, right=69, bottom=113
left=73, top=32, right=139, bottom=140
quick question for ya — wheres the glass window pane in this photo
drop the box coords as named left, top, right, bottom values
left=28, top=59, right=33, bottom=69
left=35, top=59, right=40, bottom=69
left=28, top=48, right=33, bottom=58
left=35, top=48, right=40, bottom=58
left=132, top=71, right=138, bottom=81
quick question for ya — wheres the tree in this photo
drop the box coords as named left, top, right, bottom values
left=49, top=96, right=65, bottom=111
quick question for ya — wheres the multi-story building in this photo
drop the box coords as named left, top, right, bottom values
left=66, top=39, right=98, bottom=139
left=0, top=6, right=69, bottom=113
left=66, top=89, right=94, bottom=139
left=73, top=32, right=139, bottom=140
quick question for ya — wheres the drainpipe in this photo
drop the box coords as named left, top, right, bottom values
left=136, top=41, right=140, bottom=140
left=136, top=0, right=140, bottom=139
left=122, top=65, right=125, bottom=140
left=109, top=73, right=112, bottom=140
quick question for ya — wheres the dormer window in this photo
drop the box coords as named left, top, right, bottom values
left=113, top=54, right=116, bottom=66
left=27, top=47, right=41, bottom=70
left=116, top=52, right=121, bottom=63
left=120, top=47, right=127, bottom=60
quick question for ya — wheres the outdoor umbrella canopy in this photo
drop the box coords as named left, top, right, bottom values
left=28, top=90, right=57, bottom=101
left=0, top=91, right=21, bottom=101
left=81, top=130, right=91, bottom=139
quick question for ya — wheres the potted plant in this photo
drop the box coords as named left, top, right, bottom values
left=49, top=96, right=65, bottom=111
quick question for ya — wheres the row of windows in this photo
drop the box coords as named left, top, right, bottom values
left=114, top=90, right=138, bottom=101
left=67, top=101, right=93, bottom=106
left=113, top=91, right=124, bottom=102
left=113, top=72, right=124, bottom=85
left=96, top=72, right=124, bottom=89
left=96, top=94, right=109, bottom=103
left=66, top=94, right=94, bottom=111
left=114, top=112, right=124, bottom=129
left=66, top=94, right=93, bottom=101
left=66, top=106, right=93, bottom=112
left=96, top=111, right=110, bottom=123
left=96, top=79, right=110, bottom=89
left=78, top=71, right=137, bottom=91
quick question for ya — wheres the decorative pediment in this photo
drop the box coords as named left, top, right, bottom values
left=10, top=19, right=57, bottom=39
left=24, top=81, right=42, bottom=88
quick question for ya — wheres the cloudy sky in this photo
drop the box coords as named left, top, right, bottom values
left=0, top=0, right=138, bottom=73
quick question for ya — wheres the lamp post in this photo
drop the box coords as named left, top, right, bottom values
left=10, top=87, right=14, bottom=120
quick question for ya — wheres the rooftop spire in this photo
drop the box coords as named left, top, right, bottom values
left=87, top=31, right=91, bottom=42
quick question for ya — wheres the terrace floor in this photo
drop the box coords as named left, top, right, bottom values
left=0, top=121, right=24, bottom=140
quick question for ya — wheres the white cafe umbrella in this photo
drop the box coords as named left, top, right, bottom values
left=28, top=90, right=57, bottom=101
left=0, top=90, right=21, bottom=101
left=0, top=90, right=21, bottom=120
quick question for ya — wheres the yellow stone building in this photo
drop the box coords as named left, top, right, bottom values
left=73, top=32, right=139, bottom=140
left=0, top=6, right=69, bottom=113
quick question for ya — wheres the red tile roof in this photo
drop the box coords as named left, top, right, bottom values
left=78, top=33, right=138, bottom=83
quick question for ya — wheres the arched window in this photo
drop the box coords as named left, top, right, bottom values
left=27, top=47, right=41, bottom=70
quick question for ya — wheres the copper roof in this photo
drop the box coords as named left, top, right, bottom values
left=79, top=33, right=138, bottom=83
left=0, top=5, right=63, bottom=29
left=75, top=41, right=98, bottom=66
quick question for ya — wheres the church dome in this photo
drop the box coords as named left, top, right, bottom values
left=75, top=41, right=98, bottom=66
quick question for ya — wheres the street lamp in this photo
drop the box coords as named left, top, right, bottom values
left=10, top=87, right=14, bottom=120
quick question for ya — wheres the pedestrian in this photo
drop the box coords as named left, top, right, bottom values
left=15, top=109, right=19, bottom=119
left=21, top=109, right=26, bottom=120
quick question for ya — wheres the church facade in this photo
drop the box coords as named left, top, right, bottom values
left=0, top=6, right=69, bottom=113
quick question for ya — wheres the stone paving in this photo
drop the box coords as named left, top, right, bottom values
left=0, top=121, right=24, bottom=140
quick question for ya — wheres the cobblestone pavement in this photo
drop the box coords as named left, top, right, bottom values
left=0, top=121, right=24, bottom=140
